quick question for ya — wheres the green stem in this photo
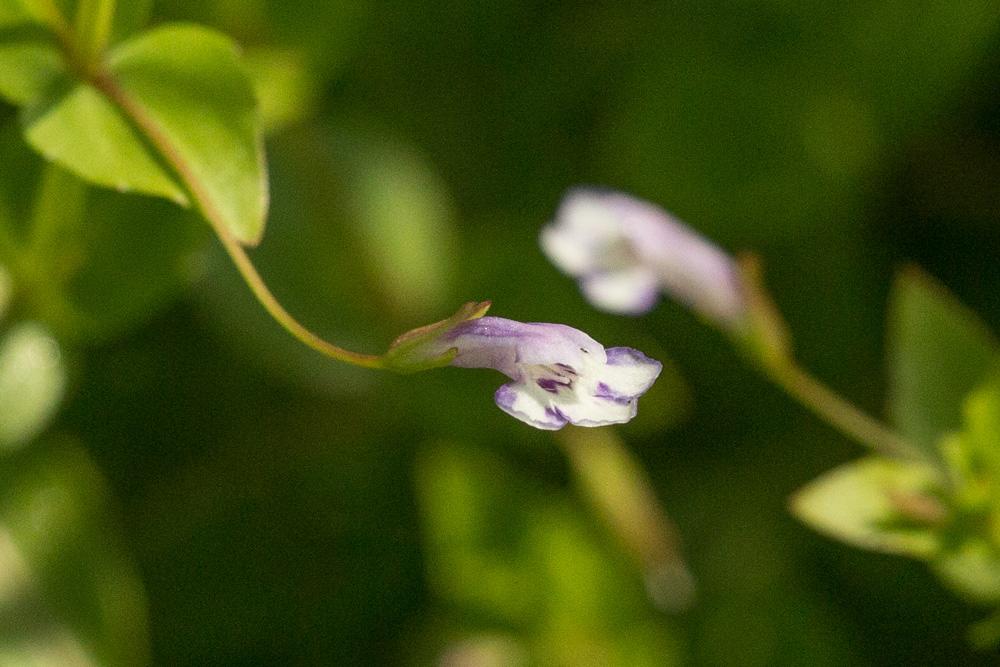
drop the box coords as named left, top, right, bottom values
left=73, top=0, right=116, bottom=73
left=555, top=427, right=695, bottom=612
left=765, top=357, right=923, bottom=461
left=31, top=0, right=76, bottom=61
left=90, top=73, right=385, bottom=370
left=737, top=255, right=923, bottom=462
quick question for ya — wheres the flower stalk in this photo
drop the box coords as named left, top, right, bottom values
left=555, top=426, right=695, bottom=612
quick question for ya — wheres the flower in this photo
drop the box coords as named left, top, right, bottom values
left=541, top=189, right=746, bottom=326
left=434, top=316, right=661, bottom=430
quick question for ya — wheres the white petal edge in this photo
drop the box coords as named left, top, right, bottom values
left=601, top=347, right=663, bottom=396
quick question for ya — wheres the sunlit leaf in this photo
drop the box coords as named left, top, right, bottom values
left=790, top=457, right=944, bottom=557
left=20, top=23, right=267, bottom=245
left=0, top=321, right=65, bottom=451
left=107, top=23, right=268, bottom=245
left=22, top=76, right=190, bottom=205
left=0, top=436, right=149, bottom=666
left=887, top=268, right=999, bottom=461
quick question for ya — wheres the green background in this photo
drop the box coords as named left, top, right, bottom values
left=3, top=1, right=1000, bottom=664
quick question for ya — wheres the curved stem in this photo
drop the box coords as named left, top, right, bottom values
left=765, top=358, right=923, bottom=461
left=554, top=427, right=695, bottom=613
left=90, top=73, right=385, bottom=369
left=213, top=224, right=385, bottom=369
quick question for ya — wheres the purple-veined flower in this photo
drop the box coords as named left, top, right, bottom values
left=541, top=189, right=746, bottom=326
left=433, top=316, right=661, bottom=430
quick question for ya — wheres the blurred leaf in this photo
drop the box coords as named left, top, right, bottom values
left=944, top=377, right=1000, bottom=486
left=244, top=47, right=318, bottom=133
left=922, top=379, right=1000, bottom=607
left=0, top=436, right=148, bottom=666
left=334, top=132, right=458, bottom=319
left=0, top=24, right=64, bottom=104
left=107, top=23, right=267, bottom=245
left=933, top=540, right=1000, bottom=605
left=0, top=321, right=64, bottom=451
left=0, top=0, right=64, bottom=28
left=0, top=0, right=29, bottom=26
left=415, top=441, right=682, bottom=665
left=790, top=457, right=943, bottom=558
left=22, top=76, right=190, bottom=205
left=105, top=0, right=152, bottom=45
left=61, top=189, right=206, bottom=342
left=888, top=268, right=999, bottom=461
left=0, top=131, right=205, bottom=341
left=0, top=0, right=148, bottom=104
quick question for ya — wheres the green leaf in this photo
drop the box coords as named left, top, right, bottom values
left=1, top=0, right=150, bottom=42
left=0, top=321, right=65, bottom=451
left=22, top=75, right=191, bottom=204
left=887, top=268, right=999, bottom=460
left=933, top=540, right=1000, bottom=605
left=927, top=380, right=1000, bottom=605
left=414, top=441, right=683, bottom=664
left=20, top=23, right=267, bottom=245
left=790, top=457, right=944, bottom=558
left=63, top=188, right=206, bottom=342
left=107, top=23, right=268, bottom=244
left=0, top=436, right=149, bottom=666
left=106, top=0, right=152, bottom=45
left=245, top=47, right=318, bottom=134
left=0, top=23, right=64, bottom=104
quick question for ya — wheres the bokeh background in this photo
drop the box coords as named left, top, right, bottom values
left=3, top=1, right=1000, bottom=664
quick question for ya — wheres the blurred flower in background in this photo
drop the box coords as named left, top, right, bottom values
left=542, top=189, right=746, bottom=326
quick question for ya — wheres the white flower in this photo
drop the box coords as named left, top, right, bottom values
left=541, top=189, right=746, bottom=326
left=437, top=316, right=661, bottom=430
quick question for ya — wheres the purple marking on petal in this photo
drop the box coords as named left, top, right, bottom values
left=537, top=378, right=568, bottom=394
left=494, top=384, right=518, bottom=410
left=594, top=381, right=635, bottom=405
left=545, top=405, right=570, bottom=424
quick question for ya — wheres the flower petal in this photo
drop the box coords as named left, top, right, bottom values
left=444, top=317, right=604, bottom=377
left=581, top=267, right=660, bottom=315
left=556, top=392, right=638, bottom=427
left=494, top=377, right=638, bottom=430
left=600, top=347, right=663, bottom=397
left=494, top=383, right=568, bottom=430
